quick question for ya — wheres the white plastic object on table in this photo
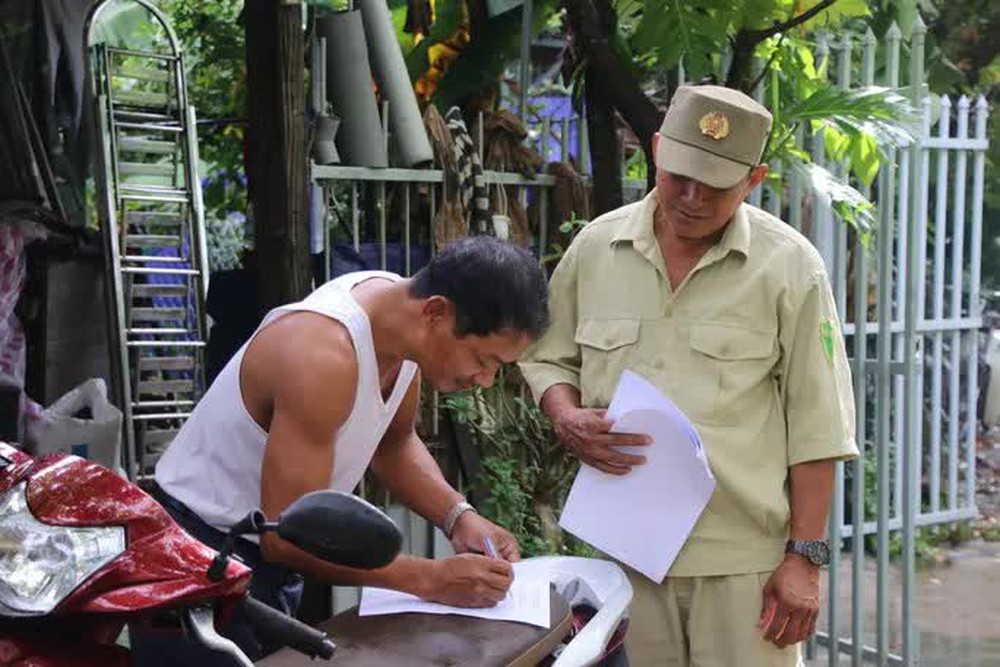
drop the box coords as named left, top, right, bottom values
left=515, top=556, right=633, bottom=667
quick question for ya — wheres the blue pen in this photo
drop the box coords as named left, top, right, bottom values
left=482, top=536, right=499, bottom=559
left=483, top=536, right=512, bottom=601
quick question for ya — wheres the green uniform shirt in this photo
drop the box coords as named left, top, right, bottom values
left=520, top=192, right=859, bottom=576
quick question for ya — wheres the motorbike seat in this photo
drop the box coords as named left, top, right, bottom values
left=258, top=588, right=572, bottom=666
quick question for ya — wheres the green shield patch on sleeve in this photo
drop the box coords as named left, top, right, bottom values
left=820, top=320, right=836, bottom=365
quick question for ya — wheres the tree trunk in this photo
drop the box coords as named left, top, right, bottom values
left=563, top=0, right=662, bottom=202
left=245, top=0, right=311, bottom=311
left=585, top=64, right=622, bottom=215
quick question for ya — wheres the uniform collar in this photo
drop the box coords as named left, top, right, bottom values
left=611, top=192, right=751, bottom=260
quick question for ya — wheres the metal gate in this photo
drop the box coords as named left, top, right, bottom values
left=752, top=19, right=990, bottom=666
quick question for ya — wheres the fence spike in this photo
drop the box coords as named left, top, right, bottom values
left=838, top=33, right=853, bottom=89
left=975, top=96, right=989, bottom=139
left=956, top=95, right=970, bottom=141
left=886, top=23, right=902, bottom=88
left=938, top=94, right=952, bottom=140
left=816, top=32, right=830, bottom=57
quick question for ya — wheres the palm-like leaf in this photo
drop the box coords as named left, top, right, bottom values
left=766, top=84, right=916, bottom=198
left=783, top=85, right=917, bottom=150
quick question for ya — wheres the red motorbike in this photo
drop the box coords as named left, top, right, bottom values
left=0, top=441, right=402, bottom=666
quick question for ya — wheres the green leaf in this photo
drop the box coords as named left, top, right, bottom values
left=735, top=0, right=794, bottom=32
left=790, top=159, right=876, bottom=237
left=404, top=0, right=464, bottom=82
left=431, top=0, right=560, bottom=109
left=823, top=125, right=852, bottom=162
left=631, top=0, right=736, bottom=78
left=796, top=0, right=871, bottom=31
left=849, top=133, right=880, bottom=187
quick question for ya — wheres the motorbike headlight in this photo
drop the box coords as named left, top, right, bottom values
left=0, top=482, right=125, bottom=615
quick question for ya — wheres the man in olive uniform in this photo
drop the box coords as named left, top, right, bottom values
left=519, top=85, right=858, bottom=665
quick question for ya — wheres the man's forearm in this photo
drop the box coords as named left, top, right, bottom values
left=262, top=533, right=432, bottom=595
left=788, top=459, right=836, bottom=540
left=370, top=433, right=464, bottom=531
left=539, top=383, right=581, bottom=422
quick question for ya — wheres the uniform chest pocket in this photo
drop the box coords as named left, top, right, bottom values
left=688, top=323, right=778, bottom=424
left=574, top=318, right=640, bottom=406
left=690, top=323, right=775, bottom=361
left=576, top=318, right=640, bottom=351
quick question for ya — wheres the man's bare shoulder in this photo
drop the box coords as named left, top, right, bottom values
left=245, top=311, right=360, bottom=416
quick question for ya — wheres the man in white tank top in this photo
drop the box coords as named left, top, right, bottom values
left=141, top=237, right=549, bottom=662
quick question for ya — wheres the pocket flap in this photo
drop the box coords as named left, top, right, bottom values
left=575, top=318, right=641, bottom=351
left=690, top=323, right=775, bottom=360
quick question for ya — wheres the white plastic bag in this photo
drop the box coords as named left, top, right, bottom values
left=25, top=378, right=123, bottom=473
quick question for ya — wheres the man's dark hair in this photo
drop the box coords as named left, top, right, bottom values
left=410, top=236, right=549, bottom=338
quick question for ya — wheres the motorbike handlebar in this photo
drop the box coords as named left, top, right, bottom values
left=236, top=595, right=336, bottom=660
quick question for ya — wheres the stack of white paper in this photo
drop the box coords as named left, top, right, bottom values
left=358, top=560, right=551, bottom=628
left=559, top=370, right=715, bottom=583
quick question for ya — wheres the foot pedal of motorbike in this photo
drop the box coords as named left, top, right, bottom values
left=184, top=606, right=254, bottom=667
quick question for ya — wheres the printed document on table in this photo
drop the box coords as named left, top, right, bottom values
left=358, top=561, right=550, bottom=628
left=559, top=370, right=715, bottom=583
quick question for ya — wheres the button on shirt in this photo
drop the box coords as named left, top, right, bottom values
left=519, top=192, right=859, bottom=576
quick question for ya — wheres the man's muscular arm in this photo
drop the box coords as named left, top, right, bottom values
left=249, top=314, right=510, bottom=606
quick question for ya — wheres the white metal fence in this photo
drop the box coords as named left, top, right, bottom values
left=751, top=19, right=989, bottom=666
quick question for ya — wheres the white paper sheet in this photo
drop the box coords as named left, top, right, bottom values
left=358, top=561, right=551, bottom=628
left=559, top=370, right=715, bottom=583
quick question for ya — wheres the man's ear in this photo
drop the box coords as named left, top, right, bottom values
left=421, top=295, right=454, bottom=327
left=651, top=132, right=661, bottom=157
left=747, top=164, right=769, bottom=190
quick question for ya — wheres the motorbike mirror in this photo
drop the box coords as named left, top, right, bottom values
left=276, top=490, right=402, bottom=570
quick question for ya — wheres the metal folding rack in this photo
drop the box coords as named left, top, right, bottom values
left=88, top=0, right=210, bottom=481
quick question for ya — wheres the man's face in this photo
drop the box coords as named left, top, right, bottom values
left=415, top=298, right=534, bottom=393
left=423, top=327, right=534, bottom=393
left=652, top=134, right=767, bottom=241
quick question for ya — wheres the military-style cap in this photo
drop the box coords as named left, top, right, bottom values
left=655, top=85, right=774, bottom=189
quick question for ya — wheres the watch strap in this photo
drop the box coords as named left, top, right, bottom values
left=785, top=539, right=829, bottom=565
left=443, top=500, right=477, bottom=538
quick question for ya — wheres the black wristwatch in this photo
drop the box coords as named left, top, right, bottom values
left=785, top=539, right=830, bottom=566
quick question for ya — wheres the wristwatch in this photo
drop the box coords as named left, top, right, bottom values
left=443, top=500, right=477, bottom=538
left=785, top=539, right=830, bottom=566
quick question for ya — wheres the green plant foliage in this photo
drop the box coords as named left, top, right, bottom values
left=408, top=0, right=561, bottom=109
left=615, top=0, right=871, bottom=81
left=754, top=32, right=917, bottom=239
left=540, top=212, right=588, bottom=267
left=160, top=0, right=248, bottom=268
left=442, top=367, right=595, bottom=557
left=606, top=3, right=911, bottom=238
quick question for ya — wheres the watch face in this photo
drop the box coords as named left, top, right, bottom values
left=807, top=541, right=830, bottom=565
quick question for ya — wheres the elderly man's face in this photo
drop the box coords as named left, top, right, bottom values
left=654, top=167, right=768, bottom=242
left=651, top=134, right=768, bottom=242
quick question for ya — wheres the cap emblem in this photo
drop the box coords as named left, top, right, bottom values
left=698, top=112, right=730, bottom=140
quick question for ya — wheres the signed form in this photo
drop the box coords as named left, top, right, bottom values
left=359, top=561, right=551, bottom=628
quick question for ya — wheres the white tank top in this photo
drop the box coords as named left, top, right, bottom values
left=155, top=271, right=417, bottom=533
